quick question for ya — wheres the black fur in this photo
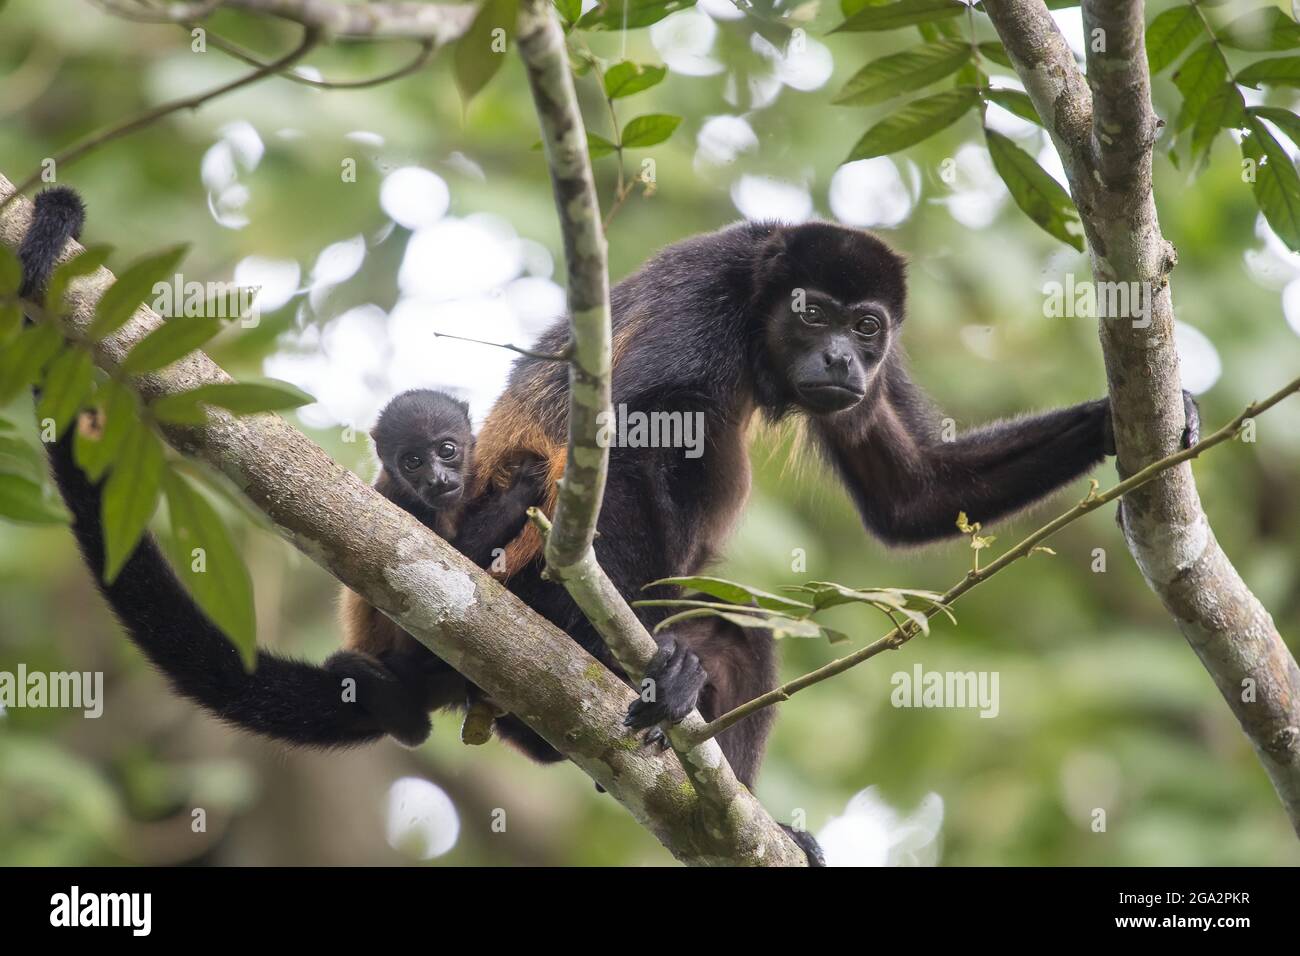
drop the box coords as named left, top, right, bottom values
left=18, top=187, right=85, bottom=299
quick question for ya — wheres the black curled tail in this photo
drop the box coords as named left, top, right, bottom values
left=46, top=435, right=396, bottom=747
left=25, top=188, right=426, bottom=749
left=19, top=187, right=86, bottom=299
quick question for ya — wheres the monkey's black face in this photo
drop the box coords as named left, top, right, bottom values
left=768, top=289, right=892, bottom=415
left=386, top=437, right=467, bottom=508
left=371, top=389, right=476, bottom=513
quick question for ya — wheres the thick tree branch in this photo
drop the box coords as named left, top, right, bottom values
left=93, top=0, right=478, bottom=40
left=0, top=172, right=793, bottom=865
left=514, top=0, right=807, bottom=863
left=982, top=0, right=1300, bottom=834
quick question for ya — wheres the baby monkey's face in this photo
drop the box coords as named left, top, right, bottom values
left=386, top=430, right=470, bottom=509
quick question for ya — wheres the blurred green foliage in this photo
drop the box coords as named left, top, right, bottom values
left=0, top=0, right=1297, bottom=865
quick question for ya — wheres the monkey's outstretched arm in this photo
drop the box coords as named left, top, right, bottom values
left=814, top=362, right=1196, bottom=545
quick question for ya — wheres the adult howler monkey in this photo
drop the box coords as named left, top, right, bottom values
left=27, top=191, right=1196, bottom=817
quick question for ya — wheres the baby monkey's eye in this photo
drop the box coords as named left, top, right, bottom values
left=401, top=453, right=424, bottom=472
left=855, top=315, right=882, bottom=338
left=437, top=442, right=457, bottom=461
left=799, top=303, right=828, bottom=326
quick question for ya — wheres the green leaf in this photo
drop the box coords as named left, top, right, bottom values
left=100, top=419, right=165, bottom=583
left=833, top=41, right=972, bottom=106
left=74, top=379, right=138, bottom=482
left=0, top=323, right=63, bottom=404
left=985, top=128, right=1084, bottom=250
left=150, top=379, right=315, bottom=424
left=0, top=302, right=20, bottom=342
left=620, top=113, right=682, bottom=148
left=1221, top=7, right=1300, bottom=52
left=1145, top=5, right=1202, bottom=74
left=1173, top=42, right=1229, bottom=133
left=119, top=317, right=223, bottom=375
left=834, top=0, right=967, bottom=33
left=604, top=61, right=667, bottom=99
left=643, top=575, right=814, bottom=614
left=1190, top=82, right=1246, bottom=168
left=652, top=606, right=826, bottom=640
left=1249, top=105, right=1300, bottom=147
left=578, top=0, right=695, bottom=30
left=587, top=132, right=618, bottom=158
left=1237, top=56, right=1300, bottom=88
left=163, top=469, right=257, bottom=668
left=44, top=244, right=112, bottom=317
left=454, top=0, right=518, bottom=106
left=35, top=348, right=95, bottom=437
left=0, top=243, right=21, bottom=294
left=984, top=88, right=1042, bottom=126
left=88, top=244, right=188, bottom=342
left=845, top=87, right=978, bottom=160
left=0, top=435, right=45, bottom=482
left=0, top=472, right=69, bottom=525
left=1243, top=115, right=1300, bottom=251
left=977, top=41, right=1014, bottom=69
left=554, top=0, right=581, bottom=24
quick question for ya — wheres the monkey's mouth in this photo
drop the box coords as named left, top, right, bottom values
left=797, top=383, right=866, bottom=414
left=425, top=488, right=464, bottom=507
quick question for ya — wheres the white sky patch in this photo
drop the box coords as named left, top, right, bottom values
left=519, top=238, right=554, bottom=278
left=201, top=142, right=238, bottom=192
left=292, top=65, right=324, bottom=85
left=1283, top=277, right=1300, bottom=337
left=312, top=235, right=367, bottom=287
left=381, top=167, right=452, bottom=230
left=1051, top=7, right=1086, bottom=57
left=399, top=217, right=524, bottom=301
left=724, top=70, right=783, bottom=110
left=1036, top=143, right=1070, bottom=190
left=939, top=142, right=1006, bottom=230
left=652, top=10, right=724, bottom=77
left=750, top=32, right=835, bottom=93
left=219, top=120, right=264, bottom=172
left=504, top=275, right=567, bottom=335
left=384, top=777, right=459, bottom=860
left=207, top=185, right=250, bottom=230
left=984, top=77, right=1040, bottom=141
left=345, top=130, right=386, bottom=147
left=695, top=115, right=759, bottom=171
left=234, top=256, right=301, bottom=313
left=697, top=0, right=745, bottom=20
left=1245, top=213, right=1300, bottom=290
left=732, top=174, right=813, bottom=222
left=389, top=296, right=524, bottom=422
left=829, top=157, right=914, bottom=229
left=1174, top=320, right=1223, bottom=394
left=817, top=786, right=944, bottom=867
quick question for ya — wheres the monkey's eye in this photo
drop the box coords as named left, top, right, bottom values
left=401, top=453, right=424, bottom=472
left=799, top=303, right=829, bottom=327
left=437, top=441, right=457, bottom=461
left=855, top=315, right=883, bottom=338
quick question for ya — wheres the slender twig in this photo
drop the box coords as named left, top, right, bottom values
left=432, top=330, right=571, bottom=363
left=686, top=375, right=1300, bottom=747
left=195, top=29, right=436, bottom=90
left=0, top=27, right=321, bottom=216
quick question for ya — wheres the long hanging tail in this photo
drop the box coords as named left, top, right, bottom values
left=23, top=187, right=430, bottom=748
